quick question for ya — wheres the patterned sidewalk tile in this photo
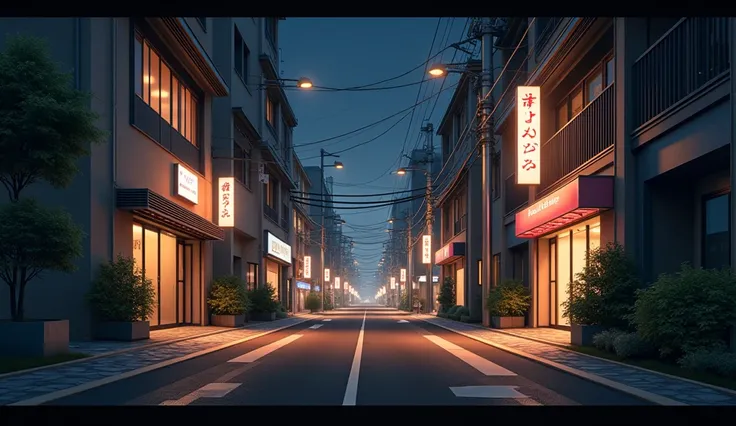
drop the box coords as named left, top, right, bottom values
left=417, top=315, right=736, bottom=406
left=0, top=316, right=307, bottom=406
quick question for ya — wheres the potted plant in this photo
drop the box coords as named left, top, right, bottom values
left=247, top=284, right=279, bottom=321
left=563, top=242, right=642, bottom=346
left=0, top=36, right=106, bottom=357
left=208, top=275, right=251, bottom=327
left=87, top=255, right=155, bottom=341
left=486, top=279, right=531, bottom=328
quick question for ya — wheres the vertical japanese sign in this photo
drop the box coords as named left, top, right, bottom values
left=516, top=86, right=541, bottom=185
left=422, top=235, right=432, bottom=264
left=324, top=268, right=330, bottom=283
left=335, top=276, right=341, bottom=289
left=400, top=268, right=407, bottom=282
left=303, top=256, right=312, bottom=279
left=390, top=277, right=396, bottom=290
left=218, top=177, right=234, bottom=227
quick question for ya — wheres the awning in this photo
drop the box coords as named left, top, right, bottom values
left=515, top=176, right=614, bottom=238
left=435, top=242, right=466, bottom=265
left=117, top=188, right=224, bottom=241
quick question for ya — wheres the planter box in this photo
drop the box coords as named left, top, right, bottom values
left=571, top=324, right=605, bottom=346
left=491, top=316, right=525, bottom=329
left=211, top=314, right=245, bottom=328
left=94, top=321, right=150, bottom=341
left=0, top=319, right=69, bottom=357
left=251, top=312, right=276, bottom=321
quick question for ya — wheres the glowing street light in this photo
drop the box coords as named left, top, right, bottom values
left=428, top=64, right=447, bottom=77
left=296, top=77, right=313, bottom=89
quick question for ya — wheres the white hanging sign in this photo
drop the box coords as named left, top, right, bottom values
left=303, top=256, right=312, bottom=279
left=422, top=235, right=432, bottom=264
left=218, top=177, right=234, bottom=228
left=400, top=268, right=407, bottom=282
left=516, top=86, right=541, bottom=185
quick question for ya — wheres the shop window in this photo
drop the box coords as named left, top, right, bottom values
left=477, top=260, right=482, bottom=286
left=703, top=192, right=731, bottom=270
left=134, top=32, right=200, bottom=147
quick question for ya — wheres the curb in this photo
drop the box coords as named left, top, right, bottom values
left=489, top=327, right=736, bottom=398
left=0, top=314, right=318, bottom=381
left=9, top=316, right=313, bottom=406
left=415, top=316, right=686, bottom=406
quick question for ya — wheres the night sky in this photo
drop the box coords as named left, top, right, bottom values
left=280, top=18, right=472, bottom=292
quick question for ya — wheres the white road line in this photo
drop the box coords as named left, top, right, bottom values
left=423, top=335, right=517, bottom=376
left=309, top=324, right=324, bottom=329
left=397, top=319, right=409, bottom=323
left=228, top=334, right=303, bottom=363
left=161, top=383, right=241, bottom=406
left=450, top=385, right=529, bottom=399
left=342, top=311, right=367, bottom=406
left=323, top=319, right=332, bottom=322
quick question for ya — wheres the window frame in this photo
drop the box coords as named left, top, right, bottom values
left=554, top=53, right=615, bottom=132
left=266, top=95, right=277, bottom=129
left=233, top=24, right=250, bottom=86
left=265, top=18, right=277, bottom=48
left=701, top=189, right=732, bottom=270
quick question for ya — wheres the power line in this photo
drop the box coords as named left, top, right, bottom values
left=291, top=191, right=423, bottom=205
left=292, top=186, right=427, bottom=198
left=291, top=194, right=425, bottom=210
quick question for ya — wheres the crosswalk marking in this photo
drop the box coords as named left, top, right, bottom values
left=160, top=383, right=241, bottom=405
left=423, top=335, right=516, bottom=376
left=228, top=334, right=302, bottom=363
left=309, top=324, right=324, bottom=329
left=323, top=319, right=332, bottom=322
left=450, top=386, right=529, bottom=399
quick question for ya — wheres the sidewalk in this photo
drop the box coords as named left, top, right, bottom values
left=415, top=314, right=736, bottom=405
left=0, top=315, right=314, bottom=406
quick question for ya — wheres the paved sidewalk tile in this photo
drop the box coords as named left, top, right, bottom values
left=497, top=327, right=571, bottom=346
left=69, top=326, right=232, bottom=356
left=418, top=315, right=736, bottom=406
left=0, top=317, right=307, bottom=406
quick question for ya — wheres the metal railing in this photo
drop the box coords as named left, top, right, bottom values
left=540, top=84, right=615, bottom=191
left=264, top=203, right=278, bottom=223
left=453, top=214, right=467, bottom=236
left=632, top=17, right=730, bottom=129
left=504, top=174, right=528, bottom=215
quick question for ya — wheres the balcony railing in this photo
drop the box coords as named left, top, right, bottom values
left=540, top=84, right=615, bottom=191
left=632, top=17, right=730, bottom=129
left=504, top=174, right=528, bottom=215
left=453, top=214, right=467, bottom=236
left=264, top=203, right=278, bottom=223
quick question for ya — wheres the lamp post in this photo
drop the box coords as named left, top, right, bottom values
left=428, top=20, right=495, bottom=323
left=262, top=77, right=314, bottom=89
left=320, top=149, right=344, bottom=311
left=388, top=214, right=413, bottom=311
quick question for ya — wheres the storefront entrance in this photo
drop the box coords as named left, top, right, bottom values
left=546, top=217, right=600, bottom=327
left=133, top=223, right=199, bottom=328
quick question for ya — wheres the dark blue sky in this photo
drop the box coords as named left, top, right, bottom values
left=280, top=18, right=471, bottom=290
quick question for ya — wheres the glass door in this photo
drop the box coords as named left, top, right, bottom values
left=549, top=238, right=557, bottom=326
left=177, top=242, right=193, bottom=324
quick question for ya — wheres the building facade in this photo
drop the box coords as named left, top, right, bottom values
left=489, top=17, right=733, bottom=329
left=210, top=17, right=297, bottom=312
left=0, top=17, right=229, bottom=339
left=292, top=157, right=315, bottom=311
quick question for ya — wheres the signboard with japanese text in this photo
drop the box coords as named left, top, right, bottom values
left=400, top=268, right=407, bottom=282
left=218, top=177, right=234, bottom=227
left=303, top=256, right=312, bottom=279
left=175, top=163, right=199, bottom=204
left=422, top=235, right=432, bottom=264
left=266, top=232, right=291, bottom=264
left=324, top=268, right=330, bottom=283
left=335, top=276, right=341, bottom=289
left=516, top=86, right=541, bottom=185
left=390, top=277, right=396, bottom=290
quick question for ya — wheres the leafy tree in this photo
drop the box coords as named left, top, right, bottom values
left=437, top=276, right=456, bottom=313
left=305, top=292, right=322, bottom=313
left=88, top=255, right=155, bottom=322
left=207, top=275, right=250, bottom=316
left=247, top=284, right=280, bottom=314
left=0, top=35, right=106, bottom=321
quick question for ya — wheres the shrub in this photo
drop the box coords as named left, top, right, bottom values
left=247, top=284, right=280, bottom=314
left=437, top=312, right=448, bottom=318
left=631, top=264, right=736, bottom=359
left=88, top=255, right=155, bottom=322
left=678, top=348, right=736, bottom=379
left=451, top=306, right=470, bottom=321
left=612, top=332, right=656, bottom=359
left=207, top=275, right=250, bottom=316
left=447, top=305, right=460, bottom=316
left=438, top=277, right=456, bottom=313
left=592, top=329, right=625, bottom=353
left=276, top=311, right=288, bottom=319
left=460, top=315, right=472, bottom=323
left=305, top=292, right=322, bottom=313
left=562, top=242, right=642, bottom=327
left=486, top=279, right=531, bottom=317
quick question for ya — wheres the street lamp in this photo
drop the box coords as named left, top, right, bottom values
left=262, top=77, right=314, bottom=89
left=320, top=149, right=345, bottom=312
left=427, top=22, right=495, bottom=325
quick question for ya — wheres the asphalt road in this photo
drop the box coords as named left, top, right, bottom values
left=51, top=309, right=648, bottom=406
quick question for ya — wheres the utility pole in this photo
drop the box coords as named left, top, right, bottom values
left=406, top=212, right=413, bottom=311
left=480, top=18, right=495, bottom=326
left=320, top=150, right=326, bottom=312
left=422, top=122, right=435, bottom=313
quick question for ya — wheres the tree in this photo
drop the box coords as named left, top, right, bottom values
left=438, top=276, right=456, bottom=313
left=0, top=35, right=106, bottom=321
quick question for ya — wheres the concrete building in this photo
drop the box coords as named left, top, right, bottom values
left=303, top=166, right=342, bottom=293
left=292, top=156, right=316, bottom=311
left=489, top=17, right=733, bottom=329
left=210, top=17, right=298, bottom=311
left=0, top=17, right=229, bottom=339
